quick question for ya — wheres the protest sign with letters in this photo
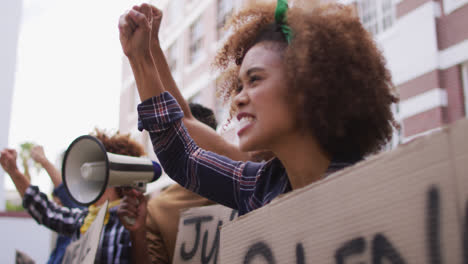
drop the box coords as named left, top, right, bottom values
left=61, top=200, right=108, bottom=264
left=219, top=119, right=468, bottom=263
left=173, top=204, right=238, bottom=264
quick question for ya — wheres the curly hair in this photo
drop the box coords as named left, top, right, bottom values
left=91, top=129, right=145, bottom=157
left=189, top=103, right=218, bottom=130
left=214, top=2, right=399, bottom=160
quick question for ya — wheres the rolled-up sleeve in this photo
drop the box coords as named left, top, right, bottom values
left=23, top=185, right=84, bottom=236
left=138, top=92, right=184, bottom=133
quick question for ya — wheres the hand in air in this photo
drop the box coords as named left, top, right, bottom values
left=30, top=145, right=47, bottom=165
left=117, top=188, right=148, bottom=232
left=0, top=149, right=19, bottom=175
left=149, top=5, right=163, bottom=45
left=118, top=3, right=154, bottom=59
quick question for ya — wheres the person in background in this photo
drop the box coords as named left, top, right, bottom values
left=119, top=97, right=274, bottom=263
left=118, top=103, right=220, bottom=264
left=118, top=3, right=284, bottom=262
left=29, top=145, right=84, bottom=264
left=0, top=129, right=151, bottom=264
left=31, top=146, right=84, bottom=210
left=119, top=0, right=398, bottom=218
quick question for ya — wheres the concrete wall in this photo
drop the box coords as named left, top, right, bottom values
left=0, top=0, right=22, bottom=211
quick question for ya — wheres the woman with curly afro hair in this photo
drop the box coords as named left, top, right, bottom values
left=119, top=0, right=399, bottom=216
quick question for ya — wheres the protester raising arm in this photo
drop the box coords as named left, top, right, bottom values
left=1, top=148, right=83, bottom=235
left=1, top=149, right=30, bottom=197
left=119, top=5, right=271, bottom=213
left=31, top=145, right=61, bottom=187
left=139, top=4, right=250, bottom=162
left=119, top=5, right=165, bottom=101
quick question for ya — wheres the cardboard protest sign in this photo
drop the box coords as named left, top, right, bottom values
left=448, top=120, right=468, bottom=219
left=173, top=204, right=238, bottom=264
left=61, top=200, right=108, bottom=264
left=220, top=119, right=468, bottom=263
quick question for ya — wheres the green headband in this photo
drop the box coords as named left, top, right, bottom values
left=274, top=0, right=293, bottom=44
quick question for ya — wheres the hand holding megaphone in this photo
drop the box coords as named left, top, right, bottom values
left=117, top=188, right=147, bottom=230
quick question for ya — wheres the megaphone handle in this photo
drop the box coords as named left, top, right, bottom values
left=123, top=216, right=136, bottom=225
left=123, top=198, right=139, bottom=226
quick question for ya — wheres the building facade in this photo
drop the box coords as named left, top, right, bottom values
left=120, top=0, right=468, bottom=152
left=344, top=0, right=468, bottom=144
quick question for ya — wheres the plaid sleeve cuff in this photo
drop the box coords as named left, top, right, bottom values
left=22, top=185, right=39, bottom=208
left=137, top=92, right=184, bottom=133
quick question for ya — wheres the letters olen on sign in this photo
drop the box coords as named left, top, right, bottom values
left=220, top=119, right=468, bottom=263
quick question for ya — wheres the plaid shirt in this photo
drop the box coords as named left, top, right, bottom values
left=138, top=92, right=354, bottom=216
left=23, top=186, right=131, bottom=264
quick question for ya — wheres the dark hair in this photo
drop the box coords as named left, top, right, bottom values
left=91, top=128, right=145, bottom=157
left=189, top=103, right=218, bottom=130
left=214, top=2, right=399, bottom=160
left=90, top=129, right=146, bottom=198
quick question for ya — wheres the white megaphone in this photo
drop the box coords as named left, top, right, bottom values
left=62, top=135, right=162, bottom=206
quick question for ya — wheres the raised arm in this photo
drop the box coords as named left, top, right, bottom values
left=120, top=5, right=264, bottom=208
left=31, top=145, right=62, bottom=187
left=119, top=4, right=165, bottom=101
left=1, top=148, right=82, bottom=235
left=147, top=5, right=249, bottom=161
left=1, top=149, right=30, bottom=197
left=22, top=185, right=84, bottom=236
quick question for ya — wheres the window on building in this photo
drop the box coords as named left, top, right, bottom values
left=189, top=17, right=204, bottom=64
left=357, top=0, right=395, bottom=36
left=462, top=62, right=468, bottom=117
left=217, top=0, right=233, bottom=39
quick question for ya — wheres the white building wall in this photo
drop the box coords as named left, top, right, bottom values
left=443, top=0, right=468, bottom=14
left=377, top=2, right=440, bottom=86
left=0, top=0, right=23, bottom=211
left=375, top=1, right=449, bottom=124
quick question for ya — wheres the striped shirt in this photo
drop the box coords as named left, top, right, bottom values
left=23, top=186, right=131, bottom=264
left=138, top=92, right=354, bottom=216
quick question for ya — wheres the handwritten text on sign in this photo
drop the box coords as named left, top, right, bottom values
left=220, top=122, right=466, bottom=263
left=240, top=186, right=460, bottom=263
left=174, top=204, right=237, bottom=264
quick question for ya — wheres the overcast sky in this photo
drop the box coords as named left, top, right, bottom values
left=6, top=0, right=140, bottom=192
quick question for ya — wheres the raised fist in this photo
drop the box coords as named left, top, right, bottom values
left=0, top=148, right=19, bottom=175
left=118, top=4, right=154, bottom=59
left=149, top=5, right=163, bottom=44
left=31, top=145, right=47, bottom=165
